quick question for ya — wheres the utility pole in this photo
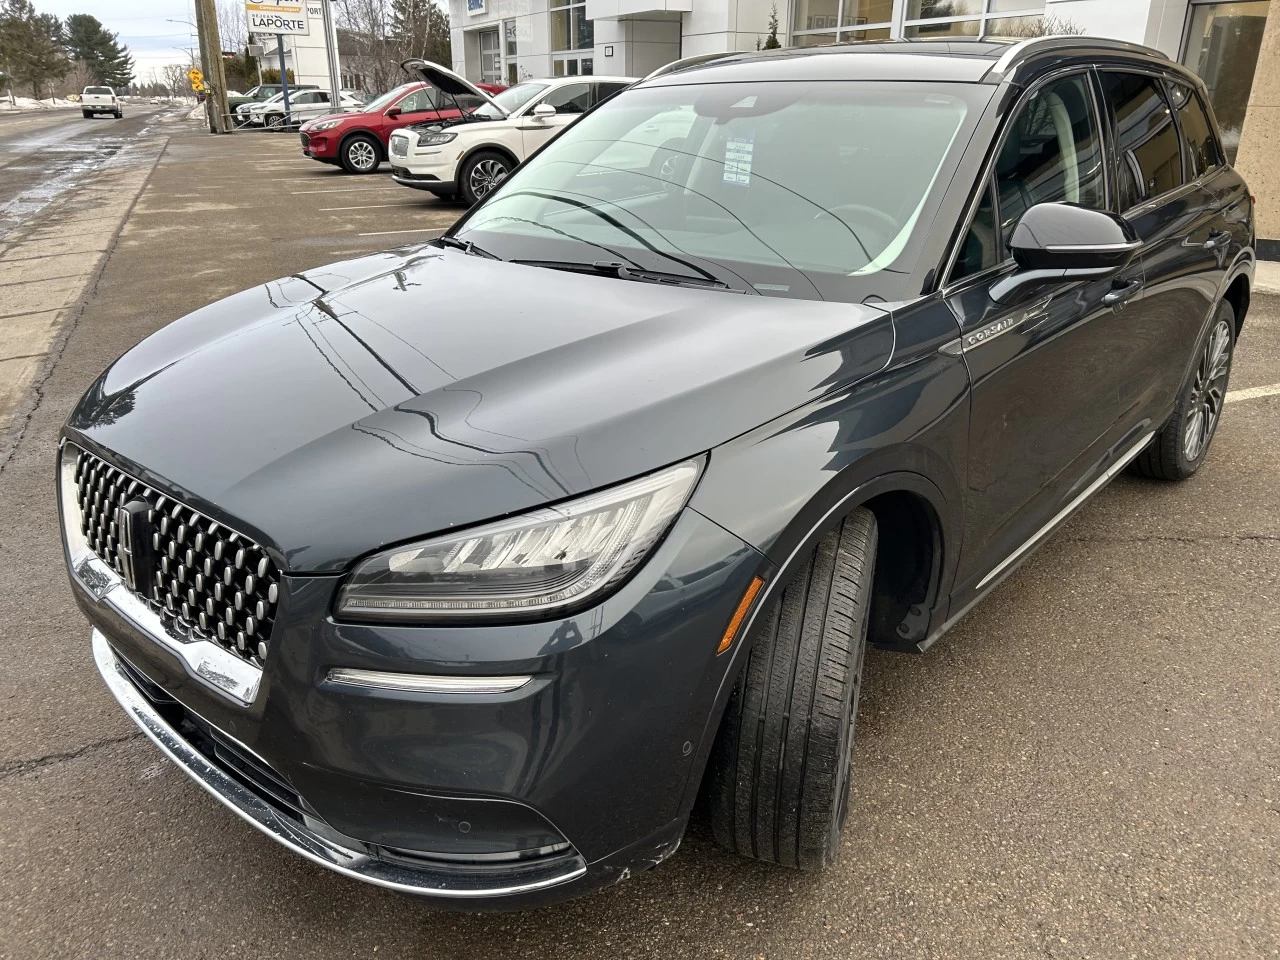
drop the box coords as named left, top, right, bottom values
left=319, top=0, right=342, bottom=113
left=193, top=0, right=232, bottom=132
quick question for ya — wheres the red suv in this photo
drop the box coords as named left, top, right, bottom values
left=299, top=74, right=504, bottom=174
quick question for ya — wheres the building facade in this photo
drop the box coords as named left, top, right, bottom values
left=445, top=0, right=1272, bottom=162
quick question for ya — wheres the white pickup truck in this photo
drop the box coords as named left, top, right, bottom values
left=81, top=86, right=122, bottom=119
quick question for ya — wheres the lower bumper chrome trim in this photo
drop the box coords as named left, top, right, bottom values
left=91, top=629, right=588, bottom=898
left=326, top=667, right=533, bottom=695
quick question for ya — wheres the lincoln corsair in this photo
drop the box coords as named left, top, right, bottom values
left=60, top=37, right=1254, bottom=909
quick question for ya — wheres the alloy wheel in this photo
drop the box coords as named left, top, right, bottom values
left=1183, top=318, right=1232, bottom=462
left=348, top=140, right=376, bottom=171
left=469, top=159, right=509, bottom=199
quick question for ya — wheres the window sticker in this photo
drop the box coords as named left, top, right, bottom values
left=723, top=130, right=755, bottom=186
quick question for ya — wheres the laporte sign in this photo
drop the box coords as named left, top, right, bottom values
left=245, top=0, right=311, bottom=36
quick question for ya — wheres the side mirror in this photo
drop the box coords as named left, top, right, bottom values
left=991, top=203, right=1140, bottom=305
left=385, top=105, right=402, bottom=118
left=531, top=102, right=557, bottom=120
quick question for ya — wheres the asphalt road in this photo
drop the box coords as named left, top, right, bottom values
left=1, top=118, right=1278, bottom=960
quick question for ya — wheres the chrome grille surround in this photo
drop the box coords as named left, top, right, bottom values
left=65, top=444, right=279, bottom=669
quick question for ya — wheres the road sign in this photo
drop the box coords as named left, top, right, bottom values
left=245, top=1, right=310, bottom=36
left=188, top=67, right=205, bottom=92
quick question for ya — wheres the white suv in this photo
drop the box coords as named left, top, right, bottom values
left=388, top=62, right=634, bottom=205
left=248, top=89, right=363, bottom=128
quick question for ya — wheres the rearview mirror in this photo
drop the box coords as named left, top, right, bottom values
left=532, top=103, right=557, bottom=119
left=991, top=203, right=1140, bottom=305
left=385, top=105, right=402, bottom=117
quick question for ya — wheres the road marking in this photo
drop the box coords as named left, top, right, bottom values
left=356, top=227, right=446, bottom=237
left=320, top=201, right=426, bottom=211
left=290, top=185, right=401, bottom=195
left=1225, top=382, right=1280, bottom=404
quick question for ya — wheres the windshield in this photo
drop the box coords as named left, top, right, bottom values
left=471, top=82, right=547, bottom=120
left=455, top=81, right=989, bottom=301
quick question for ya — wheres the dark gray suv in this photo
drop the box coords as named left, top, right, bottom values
left=60, top=36, right=1254, bottom=909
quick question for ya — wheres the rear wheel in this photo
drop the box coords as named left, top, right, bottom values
left=82, top=110, right=91, bottom=118
left=1132, top=300, right=1236, bottom=481
left=704, top=508, right=878, bottom=870
left=340, top=134, right=380, bottom=174
left=459, top=150, right=513, bottom=205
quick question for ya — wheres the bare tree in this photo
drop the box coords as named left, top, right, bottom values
left=58, top=58, right=95, bottom=97
left=160, top=61, right=191, bottom=98
left=991, top=15, right=1085, bottom=38
left=216, top=0, right=247, bottom=51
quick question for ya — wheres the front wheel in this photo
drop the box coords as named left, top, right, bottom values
left=459, top=151, right=513, bottom=205
left=340, top=134, right=380, bottom=174
left=1132, top=300, right=1236, bottom=481
left=703, top=508, right=878, bottom=870
left=266, top=113, right=284, bottom=129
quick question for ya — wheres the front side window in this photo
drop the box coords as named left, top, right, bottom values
left=1170, top=82, right=1223, bottom=178
left=455, top=81, right=990, bottom=302
left=398, top=88, right=439, bottom=114
left=1101, top=72, right=1183, bottom=209
left=995, top=74, right=1105, bottom=237
left=542, top=82, right=592, bottom=114
left=953, top=74, right=1105, bottom=283
left=472, top=82, right=547, bottom=120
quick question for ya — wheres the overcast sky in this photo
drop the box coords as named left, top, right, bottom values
left=39, top=0, right=201, bottom=81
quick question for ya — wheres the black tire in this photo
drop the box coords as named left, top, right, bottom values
left=340, top=134, right=380, bottom=174
left=1132, top=300, right=1236, bottom=481
left=459, top=150, right=513, bottom=205
left=114, top=110, right=122, bottom=119
left=704, top=508, right=878, bottom=870
left=82, top=110, right=91, bottom=119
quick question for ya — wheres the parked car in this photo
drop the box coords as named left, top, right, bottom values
left=298, top=75, right=506, bottom=175
left=389, top=63, right=635, bottom=204
left=80, top=85, right=121, bottom=119
left=227, top=83, right=308, bottom=117
left=247, top=89, right=363, bottom=128
left=61, top=37, right=1254, bottom=909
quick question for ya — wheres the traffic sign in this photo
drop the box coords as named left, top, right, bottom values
left=188, top=67, right=205, bottom=92
left=245, top=1, right=310, bottom=36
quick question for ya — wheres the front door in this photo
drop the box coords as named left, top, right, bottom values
left=478, top=29, right=502, bottom=86
left=519, top=81, right=592, bottom=154
left=946, top=71, right=1146, bottom=592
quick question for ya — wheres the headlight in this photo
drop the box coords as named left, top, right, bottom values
left=336, top=459, right=702, bottom=622
left=417, top=131, right=456, bottom=145
left=310, top=118, right=342, bottom=132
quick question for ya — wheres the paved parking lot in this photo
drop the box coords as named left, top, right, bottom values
left=1, top=116, right=1278, bottom=959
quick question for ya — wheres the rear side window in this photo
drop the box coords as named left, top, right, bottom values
left=1101, top=73, right=1183, bottom=209
left=1169, top=82, right=1223, bottom=177
left=593, top=82, right=630, bottom=106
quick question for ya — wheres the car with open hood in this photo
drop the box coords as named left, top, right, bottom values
left=387, top=62, right=635, bottom=204
left=299, top=70, right=505, bottom=174
left=61, top=37, right=1254, bottom=909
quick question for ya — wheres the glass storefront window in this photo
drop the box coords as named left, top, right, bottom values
left=905, top=17, right=980, bottom=36
left=551, top=8, right=570, bottom=52
left=983, top=14, right=1045, bottom=35
left=907, top=0, right=984, bottom=17
left=792, top=0, right=840, bottom=34
left=1181, top=0, right=1270, bottom=161
left=987, top=0, right=1045, bottom=11
left=842, top=0, right=894, bottom=27
left=574, top=5, right=594, bottom=49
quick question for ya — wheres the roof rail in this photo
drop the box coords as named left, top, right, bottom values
left=988, top=34, right=1168, bottom=77
left=643, top=52, right=737, bottom=83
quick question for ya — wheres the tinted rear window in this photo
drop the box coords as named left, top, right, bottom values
left=1101, top=73, right=1183, bottom=209
left=85, top=87, right=112, bottom=95
left=1170, top=82, right=1223, bottom=177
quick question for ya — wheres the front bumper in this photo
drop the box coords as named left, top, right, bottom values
left=68, top=466, right=767, bottom=906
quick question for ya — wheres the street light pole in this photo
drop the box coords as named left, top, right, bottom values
left=319, top=0, right=342, bottom=113
left=191, top=0, right=217, bottom=132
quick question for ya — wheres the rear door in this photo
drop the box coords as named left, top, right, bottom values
left=520, top=82, right=592, bottom=154
left=1095, top=71, right=1224, bottom=423
left=946, top=70, right=1145, bottom=592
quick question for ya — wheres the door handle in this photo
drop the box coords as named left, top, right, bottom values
left=1203, top=230, right=1230, bottom=250
left=1102, top=277, right=1143, bottom=308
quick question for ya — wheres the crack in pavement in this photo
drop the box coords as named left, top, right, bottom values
left=0, top=731, right=144, bottom=781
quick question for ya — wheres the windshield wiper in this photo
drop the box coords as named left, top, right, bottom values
left=435, top=235, right=500, bottom=260
left=510, top=259, right=743, bottom=293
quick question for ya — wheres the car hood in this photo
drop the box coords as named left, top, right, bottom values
left=66, top=247, right=894, bottom=573
left=399, top=58, right=506, bottom=115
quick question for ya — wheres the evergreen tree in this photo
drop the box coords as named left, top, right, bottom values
left=0, top=0, right=68, bottom=97
left=64, top=13, right=133, bottom=87
left=762, top=2, right=781, bottom=49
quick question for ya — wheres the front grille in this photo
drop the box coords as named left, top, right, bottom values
left=71, top=446, right=280, bottom=666
left=390, top=136, right=407, bottom=157
left=299, top=132, right=310, bottom=148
